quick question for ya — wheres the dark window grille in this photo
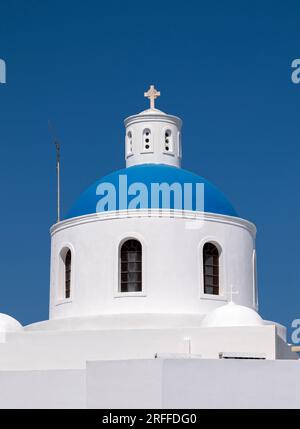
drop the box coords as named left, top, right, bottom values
left=65, top=249, right=71, bottom=299
left=120, top=239, right=142, bottom=292
left=203, top=243, right=219, bottom=295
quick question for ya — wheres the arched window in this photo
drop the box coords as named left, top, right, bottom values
left=164, top=129, right=174, bottom=153
left=65, top=249, right=71, bottom=299
left=203, top=243, right=219, bottom=295
left=126, top=130, right=133, bottom=156
left=142, top=128, right=152, bottom=152
left=120, top=239, right=142, bottom=292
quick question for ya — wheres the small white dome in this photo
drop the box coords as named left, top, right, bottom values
left=200, top=302, right=264, bottom=328
left=0, top=313, right=22, bottom=332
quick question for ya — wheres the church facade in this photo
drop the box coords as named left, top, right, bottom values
left=0, top=87, right=298, bottom=409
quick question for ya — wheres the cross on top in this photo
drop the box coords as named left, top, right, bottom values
left=144, top=85, right=160, bottom=109
left=228, top=284, right=239, bottom=303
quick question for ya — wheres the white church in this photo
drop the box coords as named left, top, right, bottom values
left=0, top=86, right=299, bottom=409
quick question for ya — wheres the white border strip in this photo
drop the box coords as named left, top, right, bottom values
left=50, top=210, right=256, bottom=237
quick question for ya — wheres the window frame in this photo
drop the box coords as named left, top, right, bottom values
left=56, top=244, right=75, bottom=305
left=65, top=249, right=72, bottom=299
left=126, top=130, right=134, bottom=158
left=141, top=128, right=154, bottom=154
left=199, top=239, right=226, bottom=301
left=114, top=235, right=147, bottom=298
left=163, top=127, right=175, bottom=156
left=203, top=242, right=220, bottom=296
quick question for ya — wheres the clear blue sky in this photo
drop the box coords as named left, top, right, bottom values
left=0, top=0, right=299, bottom=339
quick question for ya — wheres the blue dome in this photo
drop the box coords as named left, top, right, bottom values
left=66, top=164, right=238, bottom=219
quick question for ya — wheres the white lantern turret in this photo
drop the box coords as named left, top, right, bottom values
left=124, top=85, right=182, bottom=168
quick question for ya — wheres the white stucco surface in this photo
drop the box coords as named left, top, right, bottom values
left=49, top=211, right=256, bottom=320
left=0, top=322, right=294, bottom=372
left=0, top=358, right=299, bottom=409
left=0, top=369, right=85, bottom=409
left=86, top=359, right=300, bottom=409
left=124, top=108, right=182, bottom=167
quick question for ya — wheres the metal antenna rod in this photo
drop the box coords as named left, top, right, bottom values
left=48, top=121, right=61, bottom=223
left=55, top=140, right=60, bottom=223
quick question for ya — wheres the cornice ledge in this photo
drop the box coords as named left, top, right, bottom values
left=124, top=113, right=182, bottom=127
left=50, top=210, right=256, bottom=236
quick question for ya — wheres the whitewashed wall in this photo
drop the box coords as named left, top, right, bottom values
left=86, top=358, right=300, bottom=409
left=0, top=358, right=299, bottom=409
left=124, top=110, right=182, bottom=167
left=50, top=210, right=256, bottom=320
